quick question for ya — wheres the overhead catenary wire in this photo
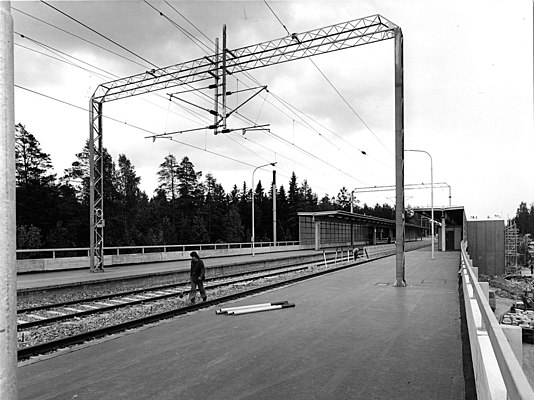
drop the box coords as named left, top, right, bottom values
left=139, top=1, right=374, bottom=186
left=152, top=1, right=376, bottom=161
left=14, top=33, right=209, bottom=127
left=12, top=6, right=148, bottom=68
left=263, top=0, right=391, bottom=154
left=14, top=31, right=115, bottom=79
left=13, top=29, right=339, bottom=188
left=15, top=84, right=264, bottom=171
left=16, top=3, right=393, bottom=201
left=149, top=2, right=402, bottom=190
left=40, top=0, right=158, bottom=69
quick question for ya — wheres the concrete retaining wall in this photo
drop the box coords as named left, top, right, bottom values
left=16, top=245, right=305, bottom=273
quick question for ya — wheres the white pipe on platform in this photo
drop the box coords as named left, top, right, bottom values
left=215, top=301, right=288, bottom=314
left=230, top=303, right=295, bottom=315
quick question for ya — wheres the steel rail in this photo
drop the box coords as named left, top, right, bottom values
left=18, top=262, right=311, bottom=313
left=17, top=265, right=312, bottom=330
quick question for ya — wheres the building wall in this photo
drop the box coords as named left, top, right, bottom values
left=298, top=216, right=380, bottom=247
left=467, top=220, right=505, bottom=275
left=299, top=216, right=315, bottom=245
left=299, top=215, right=423, bottom=248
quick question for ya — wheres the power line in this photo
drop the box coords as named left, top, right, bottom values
left=15, top=31, right=115, bottom=79
left=40, top=0, right=157, bottom=69
left=150, top=3, right=378, bottom=181
left=143, top=0, right=212, bottom=55
left=15, top=84, right=262, bottom=171
left=263, top=0, right=391, bottom=153
left=12, top=6, right=148, bottom=68
left=17, top=4, right=383, bottom=196
left=147, top=1, right=382, bottom=179
left=14, top=34, right=209, bottom=127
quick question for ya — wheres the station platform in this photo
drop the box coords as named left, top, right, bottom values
left=17, top=248, right=328, bottom=292
left=18, top=247, right=471, bottom=399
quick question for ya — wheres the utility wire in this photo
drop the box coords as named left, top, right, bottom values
left=263, top=0, right=391, bottom=153
left=15, top=84, right=264, bottom=171
left=21, top=4, right=376, bottom=195
left=15, top=31, right=115, bottom=79
left=40, top=0, right=158, bottom=69
left=14, top=34, right=208, bottom=126
left=152, top=2, right=374, bottom=179
left=143, top=0, right=212, bottom=55
left=12, top=6, right=148, bottom=68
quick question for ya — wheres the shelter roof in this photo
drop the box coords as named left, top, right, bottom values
left=297, top=210, right=426, bottom=230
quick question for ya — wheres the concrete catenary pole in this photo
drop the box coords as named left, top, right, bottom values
left=394, top=27, right=406, bottom=287
left=0, top=1, right=18, bottom=398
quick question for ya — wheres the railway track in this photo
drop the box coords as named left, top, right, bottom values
left=17, top=264, right=310, bottom=330
left=18, top=244, right=429, bottom=361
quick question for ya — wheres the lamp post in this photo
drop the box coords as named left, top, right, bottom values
left=252, top=162, right=277, bottom=256
left=405, top=149, right=434, bottom=260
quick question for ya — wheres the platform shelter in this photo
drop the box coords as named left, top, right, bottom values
left=413, top=206, right=467, bottom=251
left=298, top=210, right=427, bottom=250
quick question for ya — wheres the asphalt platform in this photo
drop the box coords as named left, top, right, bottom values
left=18, top=247, right=469, bottom=400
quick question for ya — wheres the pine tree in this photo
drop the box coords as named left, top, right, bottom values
left=336, top=187, right=351, bottom=211
left=15, top=123, right=56, bottom=186
left=157, top=154, right=180, bottom=201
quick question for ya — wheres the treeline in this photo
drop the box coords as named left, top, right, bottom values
left=15, top=123, right=403, bottom=249
left=513, top=202, right=534, bottom=235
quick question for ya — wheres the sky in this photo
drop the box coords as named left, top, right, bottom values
left=9, top=0, right=534, bottom=221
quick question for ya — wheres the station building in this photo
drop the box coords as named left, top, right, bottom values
left=298, top=210, right=428, bottom=250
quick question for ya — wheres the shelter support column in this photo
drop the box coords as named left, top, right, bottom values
left=315, top=220, right=321, bottom=251
left=441, top=215, right=446, bottom=251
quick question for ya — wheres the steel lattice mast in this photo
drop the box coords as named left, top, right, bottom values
left=89, top=14, right=405, bottom=285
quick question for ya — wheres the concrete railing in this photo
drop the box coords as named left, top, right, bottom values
left=460, top=240, right=534, bottom=399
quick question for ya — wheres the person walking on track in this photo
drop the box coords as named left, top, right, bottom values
left=189, top=251, right=207, bottom=303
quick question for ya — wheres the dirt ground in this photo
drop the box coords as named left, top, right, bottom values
left=487, top=269, right=534, bottom=390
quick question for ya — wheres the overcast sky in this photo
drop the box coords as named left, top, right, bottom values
left=11, top=0, right=534, bottom=220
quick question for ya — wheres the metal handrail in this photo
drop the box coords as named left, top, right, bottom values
left=461, top=240, right=534, bottom=399
left=16, top=241, right=301, bottom=259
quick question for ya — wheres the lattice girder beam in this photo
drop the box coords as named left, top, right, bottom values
left=92, top=14, right=397, bottom=103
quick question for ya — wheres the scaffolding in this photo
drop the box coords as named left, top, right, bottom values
left=505, top=223, right=519, bottom=274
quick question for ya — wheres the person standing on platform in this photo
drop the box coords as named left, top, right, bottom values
left=189, top=251, right=207, bottom=303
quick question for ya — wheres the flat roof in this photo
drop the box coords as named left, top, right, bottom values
left=412, top=206, right=465, bottom=213
left=298, top=210, right=426, bottom=230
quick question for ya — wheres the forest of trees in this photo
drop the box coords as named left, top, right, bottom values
left=15, top=123, right=411, bottom=249
left=513, top=202, right=534, bottom=235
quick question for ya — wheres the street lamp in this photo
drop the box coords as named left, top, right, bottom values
left=405, top=149, right=434, bottom=260
left=252, top=162, right=277, bottom=256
